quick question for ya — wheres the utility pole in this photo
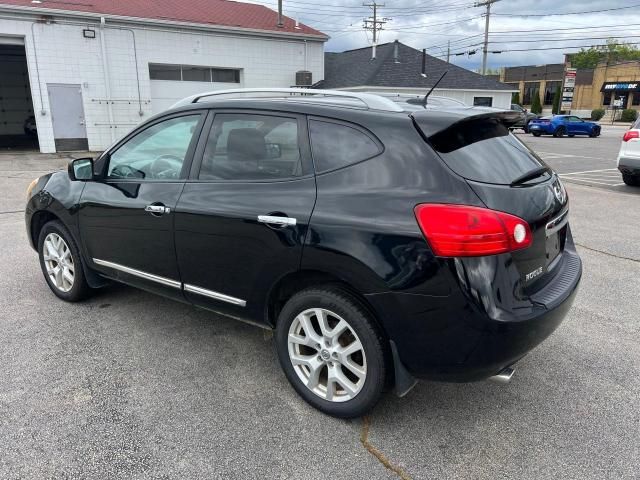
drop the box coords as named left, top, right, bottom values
left=474, top=0, right=500, bottom=75
left=446, top=40, right=451, bottom=63
left=363, top=2, right=389, bottom=59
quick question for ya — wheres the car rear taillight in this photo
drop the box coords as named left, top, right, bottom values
left=414, top=204, right=533, bottom=257
left=623, top=130, right=639, bottom=142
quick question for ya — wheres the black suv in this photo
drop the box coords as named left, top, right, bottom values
left=25, top=89, right=581, bottom=418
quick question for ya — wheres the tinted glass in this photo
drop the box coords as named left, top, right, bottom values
left=149, top=64, right=181, bottom=80
left=182, top=66, right=211, bottom=82
left=309, top=120, right=381, bottom=173
left=108, top=115, right=200, bottom=180
left=473, top=97, right=493, bottom=107
left=212, top=69, right=240, bottom=83
left=429, top=118, right=547, bottom=185
left=199, top=114, right=302, bottom=181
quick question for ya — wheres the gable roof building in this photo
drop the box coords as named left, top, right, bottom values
left=318, top=41, right=515, bottom=109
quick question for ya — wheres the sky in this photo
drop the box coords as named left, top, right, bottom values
left=248, top=0, right=640, bottom=70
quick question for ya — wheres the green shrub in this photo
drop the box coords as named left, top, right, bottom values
left=591, top=109, right=605, bottom=121
left=530, top=90, right=542, bottom=115
left=621, top=109, right=638, bottom=122
left=511, top=92, right=521, bottom=105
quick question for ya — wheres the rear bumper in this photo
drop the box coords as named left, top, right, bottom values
left=366, top=248, right=581, bottom=382
left=528, top=124, right=553, bottom=134
left=617, top=156, right=640, bottom=176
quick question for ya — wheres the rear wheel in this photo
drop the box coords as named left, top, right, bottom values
left=275, top=287, right=387, bottom=418
left=622, top=174, right=640, bottom=186
left=38, top=220, right=92, bottom=302
left=553, top=126, right=566, bottom=138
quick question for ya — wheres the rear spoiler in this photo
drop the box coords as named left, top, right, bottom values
left=411, top=108, right=522, bottom=138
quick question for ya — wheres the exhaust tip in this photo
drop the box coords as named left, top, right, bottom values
left=489, top=366, right=515, bottom=384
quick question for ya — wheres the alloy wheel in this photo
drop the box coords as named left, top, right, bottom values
left=43, top=233, right=75, bottom=292
left=287, top=308, right=367, bottom=402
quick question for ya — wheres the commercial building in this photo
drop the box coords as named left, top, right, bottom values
left=318, top=41, right=516, bottom=109
left=501, top=60, right=640, bottom=119
left=0, top=0, right=326, bottom=152
left=500, top=64, right=565, bottom=114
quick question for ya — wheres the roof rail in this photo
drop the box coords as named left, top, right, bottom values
left=170, top=88, right=404, bottom=112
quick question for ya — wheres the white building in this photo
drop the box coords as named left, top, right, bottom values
left=0, top=0, right=326, bottom=153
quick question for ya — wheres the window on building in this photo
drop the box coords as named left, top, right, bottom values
left=182, top=66, right=212, bottom=82
left=149, top=64, right=241, bottom=83
left=149, top=64, right=181, bottom=81
left=523, top=82, right=540, bottom=105
left=473, top=97, right=493, bottom=107
left=213, top=68, right=241, bottom=83
left=544, top=81, right=561, bottom=105
left=309, top=120, right=382, bottom=173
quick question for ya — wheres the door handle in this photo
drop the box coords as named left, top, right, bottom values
left=145, top=204, right=171, bottom=215
left=257, top=215, right=296, bottom=226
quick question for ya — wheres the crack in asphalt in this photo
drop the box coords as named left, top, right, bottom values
left=576, top=243, right=640, bottom=264
left=360, top=416, right=412, bottom=480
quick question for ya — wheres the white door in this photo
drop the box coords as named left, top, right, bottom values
left=48, top=84, right=88, bottom=151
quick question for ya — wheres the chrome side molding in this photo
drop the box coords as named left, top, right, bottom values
left=184, top=284, right=247, bottom=307
left=93, top=258, right=247, bottom=307
left=93, top=258, right=181, bottom=289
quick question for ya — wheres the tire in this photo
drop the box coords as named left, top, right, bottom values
left=622, top=174, right=640, bottom=186
left=523, top=123, right=530, bottom=134
left=568, top=134, right=575, bottom=138
left=553, top=126, right=566, bottom=138
left=38, top=220, right=92, bottom=302
left=532, top=132, right=542, bottom=137
left=275, top=287, right=388, bottom=418
left=590, top=129, right=600, bottom=138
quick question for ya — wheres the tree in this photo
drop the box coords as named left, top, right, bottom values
left=530, top=89, right=542, bottom=114
left=552, top=87, right=561, bottom=115
left=570, top=38, right=640, bottom=68
left=511, top=91, right=521, bottom=105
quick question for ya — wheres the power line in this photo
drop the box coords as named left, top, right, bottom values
left=493, top=3, right=640, bottom=17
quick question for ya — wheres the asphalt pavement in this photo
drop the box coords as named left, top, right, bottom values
left=1, top=135, right=639, bottom=479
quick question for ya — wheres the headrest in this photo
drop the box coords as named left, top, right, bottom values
left=227, top=128, right=266, bottom=162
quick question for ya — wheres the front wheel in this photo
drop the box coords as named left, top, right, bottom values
left=275, top=287, right=388, bottom=418
left=38, top=220, right=92, bottom=301
left=590, top=129, right=600, bottom=138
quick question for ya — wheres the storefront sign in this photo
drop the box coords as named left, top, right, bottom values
left=561, top=68, right=577, bottom=111
left=601, top=82, right=640, bottom=92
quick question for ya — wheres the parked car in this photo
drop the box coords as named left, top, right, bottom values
left=25, top=89, right=581, bottom=418
left=509, top=104, right=539, bottom=132
left=617, top=117, right=640, bottom=186
left=528, top=115, right=601, bottom=138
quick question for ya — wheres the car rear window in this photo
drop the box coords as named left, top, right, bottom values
left=428, top=117, right=547, bottom=185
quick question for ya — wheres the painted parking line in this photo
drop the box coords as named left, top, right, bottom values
left=559, top=168, right=624, bottom=187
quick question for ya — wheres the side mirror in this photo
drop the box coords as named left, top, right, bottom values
left=68, top=157, right=94, bottom=181
left=523, top=108, right=528, bottom=113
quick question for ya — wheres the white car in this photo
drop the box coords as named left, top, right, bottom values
left=618, top=117, right=640, bottom=186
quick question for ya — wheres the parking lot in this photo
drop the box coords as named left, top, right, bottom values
left=1, top=126, right=639, bottom=479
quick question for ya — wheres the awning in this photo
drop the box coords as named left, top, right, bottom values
left=601, top=81, right=640, bottom=92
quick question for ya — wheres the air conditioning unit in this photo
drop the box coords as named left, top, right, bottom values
left=295, top=70, right=312, bottom=86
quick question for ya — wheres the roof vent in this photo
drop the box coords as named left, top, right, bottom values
left=393, top=40, right=400, bottom=63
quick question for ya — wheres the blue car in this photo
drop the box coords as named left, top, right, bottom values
left=528, top=115, right=601, bottom=138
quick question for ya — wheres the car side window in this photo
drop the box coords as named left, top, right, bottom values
left=568, top=116, right=582, bottom=122
left=107, top=115, right=200, bottom=180
left=198, top=113, right=303, bottom=181
left=308, top=119, right=382, bottom=173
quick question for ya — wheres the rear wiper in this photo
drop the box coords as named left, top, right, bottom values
left=510, top=166, right=550, bottom=186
